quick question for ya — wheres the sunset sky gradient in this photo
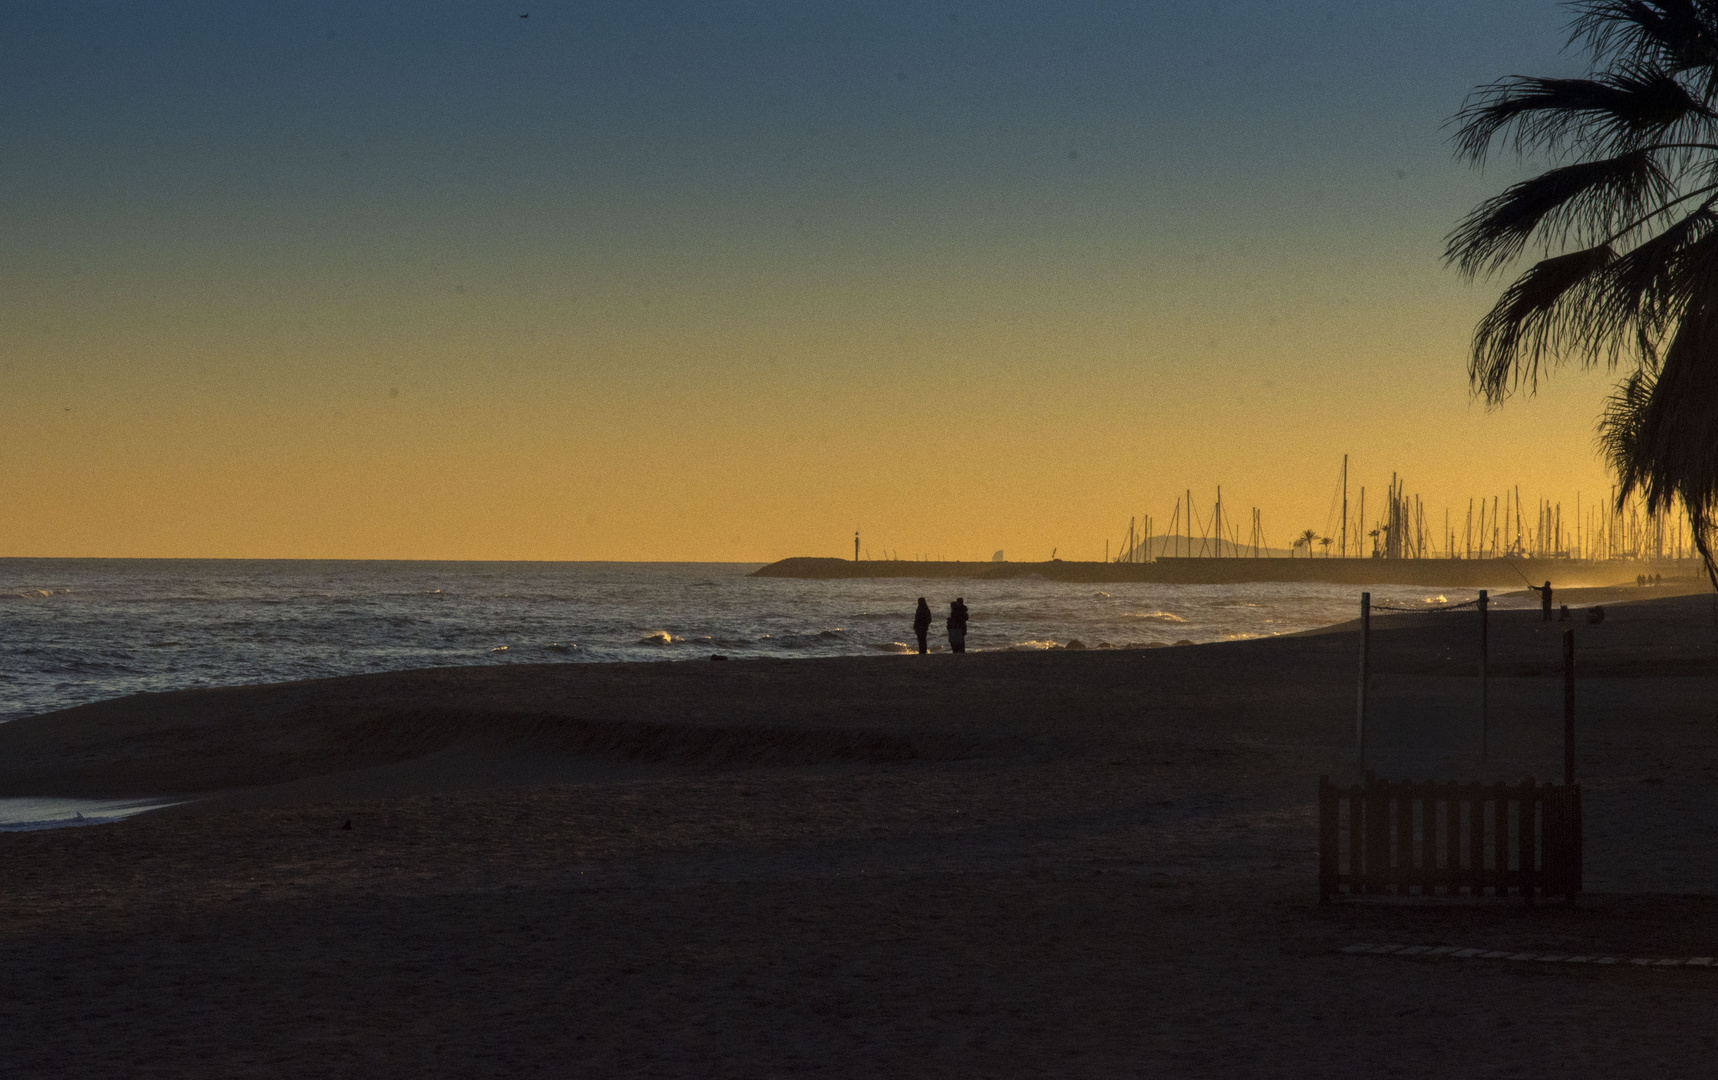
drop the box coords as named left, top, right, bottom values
left=1, top=1, right=1625, bottom=560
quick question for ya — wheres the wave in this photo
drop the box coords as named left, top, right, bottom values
left=0, top=567, right=1431, bottom=721
left=0, top=797, right=182, bottom=832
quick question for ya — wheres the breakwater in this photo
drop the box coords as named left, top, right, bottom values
left=752, top=556, right=1700, bottom=587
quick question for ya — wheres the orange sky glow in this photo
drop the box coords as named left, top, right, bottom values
left=1, top=2, right=1610, bottom=561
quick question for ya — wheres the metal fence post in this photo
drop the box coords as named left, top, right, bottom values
left=1564, top=628, right=1575, bottom=786
left=1478, top=589, right=1488, bottom=762
left=1357, top=592, right=1370, bottom=771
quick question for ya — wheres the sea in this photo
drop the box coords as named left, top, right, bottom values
left=0, top=559, right=1532, bottom=726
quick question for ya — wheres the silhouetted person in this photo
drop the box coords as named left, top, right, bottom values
left=1529, top=580, right=1552, bottom=621
left=1559, top=604, right=1571, bottom=621
left=913, top=597, right=932, bottom=655
left=947, top=597, right=969, bottom=654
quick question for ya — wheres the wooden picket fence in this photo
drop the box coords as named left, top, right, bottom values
left=1319, top=774, right=1581, bottom=902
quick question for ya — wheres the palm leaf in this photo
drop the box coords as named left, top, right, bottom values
left=1455, top=2, right=1718, bottom=585
left=1471, top=244, right=1616, bottom=401
left=1601, top=299, right=1718, bottom=582
left=1595, top=203, right=1718, bottom=335
left=1454, top=68, right=1713, bottom=163
left=1574, top=2, right=1718, bottom=81
left=1446, top=150, right=1668, bottom=274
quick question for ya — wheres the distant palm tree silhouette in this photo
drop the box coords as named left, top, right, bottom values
left=1449, top=2, right=1718, bottom=585
left=1296, top=528, right=1318, bottom=558
left=1319, top=536, right=1334, bottom=558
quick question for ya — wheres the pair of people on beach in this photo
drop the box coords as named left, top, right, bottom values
left=912, top=597, right=968, bottom=655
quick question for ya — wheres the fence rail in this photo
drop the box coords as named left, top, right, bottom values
left=1319, top=774, right=1581, bottom=902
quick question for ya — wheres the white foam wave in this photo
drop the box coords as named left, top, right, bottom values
left=1122, top=611, right=1187, bottom=623
left=0, top=797, right=179, bottom=832
left=638, top=631, right=682, bottom=645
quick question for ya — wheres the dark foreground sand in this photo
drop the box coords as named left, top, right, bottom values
left=4, top=595, right=1718, bottom=1077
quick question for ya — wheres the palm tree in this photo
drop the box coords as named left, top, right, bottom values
left=1297, top=528, right=1319, bottom=558
left=1448, top=1, right=1718, bottom=584
left=1319, top=536, right=1335, bottom=558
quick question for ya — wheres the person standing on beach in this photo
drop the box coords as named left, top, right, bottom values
left=1530, top=580, right=1552, bottom=621
left=913, top=597, right=932, bottom=655
left=947, top=597, right=969, bottom=654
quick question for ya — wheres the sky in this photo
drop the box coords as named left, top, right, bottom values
left=0, top=0, right=1633, bottom=561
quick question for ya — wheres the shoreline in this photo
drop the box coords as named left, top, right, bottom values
left=5, top=592, right=1718, bottom=1074
left=1, top=588, right=1710, bottom=804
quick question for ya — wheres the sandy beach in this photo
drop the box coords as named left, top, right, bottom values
left=5, top=594, right=1718, bottom=1077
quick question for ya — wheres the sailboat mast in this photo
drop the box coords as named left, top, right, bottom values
left=1340, top=455, right=1348, bottom=558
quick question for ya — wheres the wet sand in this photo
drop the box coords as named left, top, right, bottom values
left=4, top=594, right=1718, bottom=1076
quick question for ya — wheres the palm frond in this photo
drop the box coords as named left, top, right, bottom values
left=1596, top=203, right=1718, bottom=336
left=1603, top=300, right=1718, bottom=579
left=1573, top=2, right=1718, bottom=84
left=1453, top=67, right=1712, bottom=164
left=1446, top=150, right=1669, bottom=274
left=1601, top=346, right=1718, bottom=584
left=1456, top=2, right=1718, bottom=584
left=1471, top=244, right=1616, bottom=402
left=1597, top=367, right=1655, bottom=479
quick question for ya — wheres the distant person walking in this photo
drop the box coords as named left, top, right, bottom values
left=913, top=597, right=932, bottom=655
left=947, top=597, right=969, bottom=654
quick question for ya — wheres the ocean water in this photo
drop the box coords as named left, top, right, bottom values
left=0, top=559, right=1524, bottom=723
